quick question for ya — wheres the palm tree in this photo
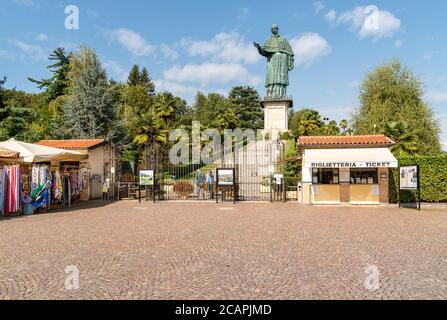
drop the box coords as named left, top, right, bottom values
left=299, top=109, right=324, bottom=136
left=131, top=111, right=167, bottom=146
left=153, top=92, right=177, bottom=127
left=339, top=119, right=349, bottom=134
left=382, top=121, right=419, bottom=156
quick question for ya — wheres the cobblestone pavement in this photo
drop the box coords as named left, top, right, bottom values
left=0, top=200, right=446, bottom=300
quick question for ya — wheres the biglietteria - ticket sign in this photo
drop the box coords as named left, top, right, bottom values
left=309, top=162, right=396, bottom=168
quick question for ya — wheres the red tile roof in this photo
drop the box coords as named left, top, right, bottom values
left=36, top=139, right=107, bottom=150
left=0, top=147, right=19, bottom=158
left=298, top=135, right=395, bottom=147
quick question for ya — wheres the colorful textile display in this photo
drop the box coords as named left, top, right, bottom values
left=0, top=165, right=21, bottom=216
left=31, top=165, right=50, bottom=210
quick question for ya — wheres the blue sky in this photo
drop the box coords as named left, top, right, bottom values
left=1, top=0, right=446, bottom=147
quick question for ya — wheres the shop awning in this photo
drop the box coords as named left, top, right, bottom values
left=0, top=138, right=88, bottom=163
left=303, top=148, right=398, bottom=169
left=0, top=147, right=20, bottom=159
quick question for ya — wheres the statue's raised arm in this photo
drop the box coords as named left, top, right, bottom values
left=254, top=24, right=295, bottom=99
left=253, top=42, right=269, bottom=58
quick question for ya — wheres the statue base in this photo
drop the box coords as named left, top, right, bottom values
left=261, top=99, right=293, bottom=139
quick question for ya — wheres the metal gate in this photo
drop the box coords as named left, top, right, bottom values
left=144, top=139, right=286, bottom=202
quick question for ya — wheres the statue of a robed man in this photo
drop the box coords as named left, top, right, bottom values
left=254, top=25, right=294, bottom=99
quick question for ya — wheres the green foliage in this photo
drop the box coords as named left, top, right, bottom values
left=0, top=76, right=6, bottom=111
left=389, top=155, right=447, bottom=203
left=191, top=87, right=263, bottom=132
left=28, top=48, right=71, bottom=103
left=127, top=64, right=155, bottom=95
left=228, top=86, right=263, bottom=130
left=289, top=108, right=324, bottom=137
left=193, top=92, right=229, bottom=127
left=127, top=65, right=140, bottom=86
left=285, top=160, right=302, bottom=186
left=321, top=120, right=341, bottom=136
left=0, top=87, right=40, bottom=141
left=339, top=119, right=349, bottom=134
left=63, top=46, right=117, bottom=139
left=130, top=111, right=167, bottom=146
left=352, top=59, right=441, bottom=155
left=382, top=121, right=419, bottom=156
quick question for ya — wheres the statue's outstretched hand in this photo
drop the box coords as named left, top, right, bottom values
left=253, top=42, right=260, bottom=48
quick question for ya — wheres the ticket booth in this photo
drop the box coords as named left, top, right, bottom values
left=298, top=135, right=398, bottom=205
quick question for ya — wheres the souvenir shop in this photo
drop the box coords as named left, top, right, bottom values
left=0, top=139, right=87, bottom=217
left=298, top=135, right=398, bottom=205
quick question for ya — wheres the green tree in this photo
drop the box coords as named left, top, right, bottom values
left=119, top=84, right=152, bottom=129
left=153, top=92, right=176, bottom=126
left=63, top=46, right=117, bottom=139
left=322, top=120, right=341, bottom=136
left=0, top=76, right=7, bottom=120
left=0, top=88, right=37, bottom=141
left=228, top=86, right=263, bottom=130
left=193, top=92, right=229, bottom=127
left=339, top=119, right=349, bottom=134
left=289, top=108, right=325, bottom=137
left=382, top=121, right=419, bottom=156
left=127, top=65, right=155, bottom=96
left=130, top=111, right=167, bottom=145
left=352, top=59, right=441, bottom=154
left=212, top=106, right=239, bottom=131
left=28, top=48, right=71, bottom=103
left=140, top=67, right=155, bottom=96
left=127, top=64, right=140, bottom=86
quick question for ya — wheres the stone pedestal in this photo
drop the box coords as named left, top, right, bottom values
left=261, top=99, right=293, bottom=138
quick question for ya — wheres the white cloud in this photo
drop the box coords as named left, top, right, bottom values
left=290, top=33, right=331, bottom=67
left=103, top=60, right=128, bottom=82
left=9, top=39, right=47, bottom=61
left=163, top=62, right=259, bottom=86
left=338, top=5, right=401, bottom=40
left=111, top=28, right=154, bottom=56
left=183, top=32, right=260, bottom=65
left=313, top=1, right=325, bottom=14
left=160, top=44, right=179, bottom=60
left=425, top=90, right=447, bottom=103
left=154, top=79, right=196, bottom=95
left=36, top=33, right=48, bottom=41
left=324, top=10, right=337, bottom=23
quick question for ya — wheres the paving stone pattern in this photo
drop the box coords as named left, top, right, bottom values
left=0, top=201, right=446, bottom=300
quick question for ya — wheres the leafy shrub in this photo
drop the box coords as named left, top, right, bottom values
left=389, top=155, right=447, bottom=203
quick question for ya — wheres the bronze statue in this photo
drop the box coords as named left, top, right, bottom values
left=254, top=25, right=294, bottom=99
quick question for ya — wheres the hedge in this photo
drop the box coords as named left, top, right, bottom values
left=389, top=155, right=447, bottom=203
